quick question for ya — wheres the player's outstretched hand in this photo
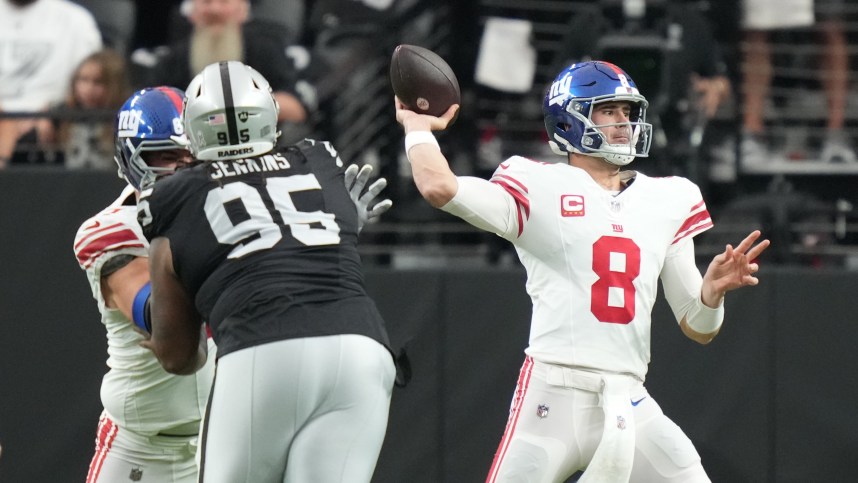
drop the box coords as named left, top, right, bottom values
left=702, top=230, right=770, bottom=303
left=395, top=96, right=459, bottom=133
left=345, top=163, right=392, bottom=233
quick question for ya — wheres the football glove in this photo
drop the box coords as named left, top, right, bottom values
left=344, top=163, right=392, bottom=233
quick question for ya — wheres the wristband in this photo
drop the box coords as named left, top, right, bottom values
left=132, top=281, right=152, bottom=333
left=685, top=296, right=724, bottom=334
left=404, top=131, right=440, bottom=160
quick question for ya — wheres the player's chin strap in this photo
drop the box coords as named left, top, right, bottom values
left=546, top=368, right=636, bottom=482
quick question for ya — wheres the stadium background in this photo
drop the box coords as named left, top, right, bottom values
left=3, top=0, right=858, bottom=481
left=1, top=170, right=856, bottom=481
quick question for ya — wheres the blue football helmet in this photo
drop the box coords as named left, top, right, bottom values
left=114, top=86, right=190, bottom=190
left=543, top=61, right=652, bottom=166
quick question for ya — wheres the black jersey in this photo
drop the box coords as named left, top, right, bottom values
left=138, top=140, right=390, bottom=357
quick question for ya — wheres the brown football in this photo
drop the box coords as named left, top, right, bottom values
left=390, top=44, right=460, bottom=118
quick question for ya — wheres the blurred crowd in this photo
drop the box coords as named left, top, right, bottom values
left=0, top=0, right=420, bottom=169
left=1, top=0, right=857, bottom=264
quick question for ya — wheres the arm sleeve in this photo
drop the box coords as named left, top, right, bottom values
left=440, top=176, right=519, bottom=239
left=660, top=236, right=705, bottom=325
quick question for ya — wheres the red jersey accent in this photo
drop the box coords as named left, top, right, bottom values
left=76, top=227, right=145, bottom=268
left=672, top=203, right=713, bottom=244
left=491, top=179, right=529, bottom=237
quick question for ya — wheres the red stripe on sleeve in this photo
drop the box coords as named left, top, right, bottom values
left=672, top=204, right=713, bottom=244
left=492, top=173, right=528, bottom=194
left=491, top=179, right=529, bottom=237
left=76, top=228, right=145, bottom=268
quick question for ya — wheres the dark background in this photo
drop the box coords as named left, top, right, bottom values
left=1, top=171, right=856, bottom=482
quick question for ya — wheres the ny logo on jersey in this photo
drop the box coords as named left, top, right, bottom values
left=612, top=224, right=623, bottom=233
left=561, top=194, right=585, bottom=217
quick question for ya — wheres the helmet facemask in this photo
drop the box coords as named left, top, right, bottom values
left=544, top=62, right=654, bottom=166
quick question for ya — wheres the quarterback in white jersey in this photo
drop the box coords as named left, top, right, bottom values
left=73, top=87, right=216, bottom=483
left=396, top=61, right=769, bottom=482
left=479, top=157, right=712, bottom=380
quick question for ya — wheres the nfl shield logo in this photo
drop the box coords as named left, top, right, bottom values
left=129, top=468, right=143, bottom=481
left=616, top=416, right=626, bottom=430
left=536, top=404, right=549, bottom=419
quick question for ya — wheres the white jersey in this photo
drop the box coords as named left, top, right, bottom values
left=73, top=186, right=214, bottom=436
left=0, top=0, right=102, bottom=111
left=443, top=157, right=712, bottom=380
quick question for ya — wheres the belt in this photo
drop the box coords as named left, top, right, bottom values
left=545, top=365, right=606, bottom=393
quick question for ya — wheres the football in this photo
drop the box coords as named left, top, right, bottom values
left=390, top=44, right=460, bottom=119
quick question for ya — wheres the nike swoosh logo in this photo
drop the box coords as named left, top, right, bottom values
left=499, top=162, right=510, bottom=169
left=85, top=220, right=101, bottom=230
left=631, top=397, right=647, bottom=407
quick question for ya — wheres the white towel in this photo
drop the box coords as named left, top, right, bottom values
left=578, top=375, right=636, bottom=483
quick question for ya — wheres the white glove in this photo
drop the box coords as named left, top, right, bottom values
left=344, top=164, right=393, bottom=233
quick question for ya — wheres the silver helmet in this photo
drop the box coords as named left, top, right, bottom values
left=183, top=61, right=280, bottom=161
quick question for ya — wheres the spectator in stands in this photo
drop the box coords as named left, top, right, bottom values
left=74, top=0, right=137, bottom=57
left=53, top=49, right=132, bottom=170
left=0, top=0, right=102, bottom=169
left=134, top=0, right=313, bottom=125
left=741, top=0, right=856, bottom=164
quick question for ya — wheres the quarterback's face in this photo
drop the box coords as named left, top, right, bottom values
left=592, top=101, right=632, bottom=145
